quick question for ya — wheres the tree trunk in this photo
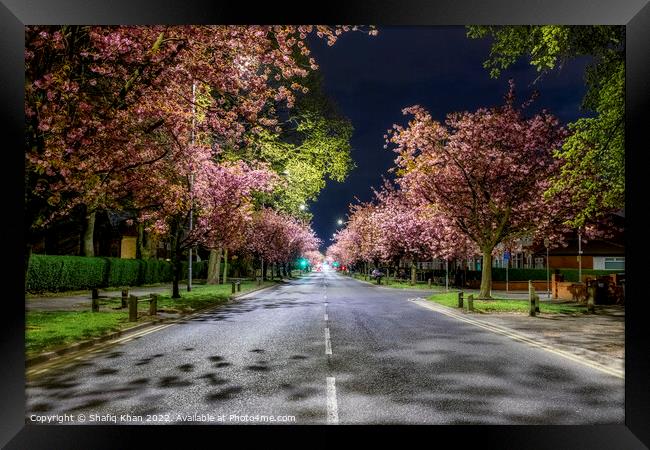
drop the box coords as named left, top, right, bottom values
left=411, top=262, right=416, bottom=285
left=479, top=249, right=493, bottom=299
left=222, top=248, right=229, bottom=284
left=263, top=259, right=268, bottom=281
left=207, top=248, right=222, bottom=284
left=82, top=209, right=96, bottom=257
left=136, top=222, right=144, bottom=259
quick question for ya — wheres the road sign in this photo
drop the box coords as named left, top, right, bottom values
left=503, top=251, right=510, bottom=262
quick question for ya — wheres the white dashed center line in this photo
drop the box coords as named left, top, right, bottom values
left=324, top=327, right=332, bottom=355
left=326, top=377, right=339, bottom=424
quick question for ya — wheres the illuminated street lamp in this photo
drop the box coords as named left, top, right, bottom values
left=299, top=204, right=307, bottom=211
left=337, top=218, right=343, bottom=226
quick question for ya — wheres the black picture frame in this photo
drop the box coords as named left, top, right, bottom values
left=2, top=1, right=648, bottom=448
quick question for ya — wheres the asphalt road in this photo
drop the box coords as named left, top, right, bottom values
left=25, top=270, right=624, bottom=425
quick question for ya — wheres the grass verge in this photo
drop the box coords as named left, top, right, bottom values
left=427, top=292, right=588, bottom=315
left=351, top=273, right=443, bottom=290
left=26, top=280, right=276, bottom=357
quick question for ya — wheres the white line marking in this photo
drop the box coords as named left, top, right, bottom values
left=326, top=377, right=339, bottom=425
left=325, top=328, right=332, bottom=355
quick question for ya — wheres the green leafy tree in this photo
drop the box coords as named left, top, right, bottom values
left=467, top=25, right=624, bottom=227
left=223, top=70, right=354, bottom=219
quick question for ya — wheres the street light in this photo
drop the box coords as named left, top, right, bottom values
left=188, top=80, right=196, bottom=293
left=544, top=237, right=550, bottom=299
left=299, top=204, right=306, bottom=211
left=578, top=229, right=583, bottom=283
left=337, top=218, right=343, bottom=226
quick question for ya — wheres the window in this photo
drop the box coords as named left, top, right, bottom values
left=604, top=257, right=624, bottom=270
left=534, top=257, right=544, bottom=269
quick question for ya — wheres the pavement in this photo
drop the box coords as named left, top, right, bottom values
left=24, top=271, right=623, bottom=425
left=25, top=284, right=194, bottom=312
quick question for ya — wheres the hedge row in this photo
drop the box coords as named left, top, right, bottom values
left=27, top=255, right=211, bottom=293
left=421, top=267, right=622, bottom=282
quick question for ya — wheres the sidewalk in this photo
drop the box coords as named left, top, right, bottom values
left=25, top=284, right=189, bottom=311
left=411, top=298, right=624, bottom=376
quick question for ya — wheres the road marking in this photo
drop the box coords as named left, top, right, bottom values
left=324, top=313, right=328, bottom=321
left=325, top=328, right=332, bottom=355
left=326, top=377, right=339, bottom=424
left=410, top=298, right=624, bottom=379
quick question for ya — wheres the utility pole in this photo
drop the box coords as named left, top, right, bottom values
left=544, top=237, right=550, bottom=299
left=188, top=81, right=196, bottom=292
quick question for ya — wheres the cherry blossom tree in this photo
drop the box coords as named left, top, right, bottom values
left=24, top=25, right=375, bottom=278
left=388, top=82, right=570, bottom=298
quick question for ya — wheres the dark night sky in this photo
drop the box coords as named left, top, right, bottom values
left=305, top=26, right=591, bottom=251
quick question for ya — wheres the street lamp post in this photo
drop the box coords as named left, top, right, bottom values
left=544, top=237, right=550, bottom=299
left=445, top=259, right=449, bottom=292
left=578, top=229, right=582, bottom=284
left=187, top=81, right=196, bottom=292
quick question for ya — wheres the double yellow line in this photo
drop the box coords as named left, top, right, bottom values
left=410, top=299, right=624, bottom=379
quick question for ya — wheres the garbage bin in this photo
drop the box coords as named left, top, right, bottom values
left=595, top=276, right=611, bottom=304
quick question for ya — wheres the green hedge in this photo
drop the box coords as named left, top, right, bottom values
left=106, top=258, right=142, bottom=287
left=26, top=255, right=109, bottom=293
left=420, top=267, right=623, bottom=282
left=140, top=258, right=174, bottom=285
left=26, top=255, right=179, bottom=293
left=26, top=254, right=216, bottom=293
left=181, top=260, right=208, bottom=279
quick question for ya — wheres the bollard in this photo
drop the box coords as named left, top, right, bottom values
left=121, top=288, right=129, bottom=308
left=587, top=284, right=596, bottom=313
left=257, top=277, right=261, bottom=286
left=231, top=281, right=236, bottom=294
left=467, top=294, right=474, bottom=312
left=91, top=288, right=99, bottom=300
left=534, top=293, right=540, bottom=313
left=129, top=295, right=138, bottom=322
left=237, top=281, right=241, bottom=292
left=428, top=278, right=432, bottom=288
left=528, top=280, right=536, bottom=317
left=91, top=296, right=99, bottom=312
left=458, top=291, right=464, bottom=308
left=149, top=294, right=158, bottom=316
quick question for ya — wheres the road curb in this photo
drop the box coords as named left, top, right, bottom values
left=26, top=282, right=281, bottom=369
left=408, top=297, right=624, bottom=379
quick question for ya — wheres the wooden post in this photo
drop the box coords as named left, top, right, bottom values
left=529, top=280, right=536, bottom=317
left=534, top=293, right=540, bottom=313
left=129, top=295, right=138, bottom=322
left=121, top=288, right=129, bottom=308
left=231, top=281, right=236, bottom=294
left=237, top=280, right=241, bottom=292
left=427, top=278, right=432, bottom=288
left=458, top=291, right=464, bottom=308
left=587, top=283, right=596, bottom=313
left=91, top=288, right=99, bottom=300
left=91, top=296, right=99, bottom=312
left=467, top=294, right=474, bottom=312
left=149, top=294, right=158, bottom=316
